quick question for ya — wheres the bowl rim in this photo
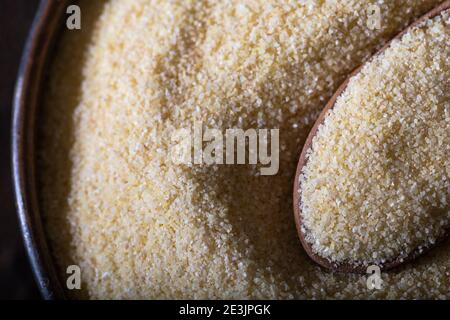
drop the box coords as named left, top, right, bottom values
left=11, top=0, right=69, bottom=300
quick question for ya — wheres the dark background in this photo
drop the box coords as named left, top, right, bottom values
left=0, top=0, right=41, bottom=299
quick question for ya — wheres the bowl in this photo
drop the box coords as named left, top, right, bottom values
left=12, top=0, right=69, bottom=299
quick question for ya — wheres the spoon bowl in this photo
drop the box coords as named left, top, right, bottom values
left=293, top=0, right=450, bottom=273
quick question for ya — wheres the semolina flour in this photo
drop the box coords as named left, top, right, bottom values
left=39, top=0, right=449, bottom=299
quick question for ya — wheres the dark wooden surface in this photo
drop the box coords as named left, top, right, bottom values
left=0, top=0, right=41, bottom=299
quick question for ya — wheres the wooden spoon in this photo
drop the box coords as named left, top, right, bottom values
left=293, top=0, right=450, bottom=274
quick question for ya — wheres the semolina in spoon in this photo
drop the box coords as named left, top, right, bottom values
left=293, top=1, right=450, bottom=273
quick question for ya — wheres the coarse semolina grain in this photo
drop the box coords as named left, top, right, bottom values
left=39, top=0, right=449, bottom=299
left=299, top=10, right=449, bottom=267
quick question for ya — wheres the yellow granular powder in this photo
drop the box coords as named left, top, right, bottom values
left=299, top=11, right=449, bottom=266
left=39, top=0, right=449, bottom=299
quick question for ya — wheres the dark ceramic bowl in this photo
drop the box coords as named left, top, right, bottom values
left=12, top=0, right=70, bottom=299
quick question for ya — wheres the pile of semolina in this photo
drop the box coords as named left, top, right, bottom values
left=39, top=0, right=449, bottom=299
